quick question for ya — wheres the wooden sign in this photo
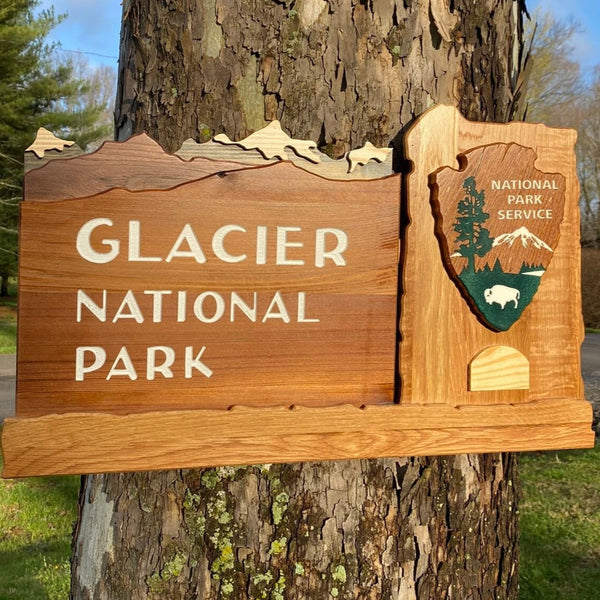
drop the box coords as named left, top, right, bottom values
left=16, top=135, right=399, bottom=416
left=1, top=108, right=593, bottom=478
left=400, top=105, right=591, bottom=411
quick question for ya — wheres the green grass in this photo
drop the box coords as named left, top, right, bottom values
left=519, top=444, right=600, bottom=600
left=0, top=320, right=16, bottom=354
left=0, top=295, right=17, bottom=354
left=0, top=446, right=598, bottom=598
left=0, top=452, right=79, bottom=600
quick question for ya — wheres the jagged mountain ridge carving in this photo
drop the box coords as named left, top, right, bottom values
left=492, top=226, right=553, bottom=252
left=26, top=125, right=395, bottom=202
left=452, top=226, right=554, bottom=274
left=25, top=134, right=251, bottom=202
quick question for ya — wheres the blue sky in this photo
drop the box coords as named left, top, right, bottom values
left=37, top=1, right=121, bottom=68
left=38, top=1, right=600, bottom=74
left=528, top=0, right=600, bottom=76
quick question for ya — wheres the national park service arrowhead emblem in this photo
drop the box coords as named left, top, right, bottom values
left=430, top=143, right=566, bottom=331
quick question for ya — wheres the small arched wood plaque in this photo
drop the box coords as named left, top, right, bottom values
left=469, top=346, right=529, bottom=391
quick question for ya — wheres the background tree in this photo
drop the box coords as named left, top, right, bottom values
left=573, top=73, right=600, bottom=248
left=521, top=9, right=583, bottom=127
left=522, top=8, right=600, bottom=247
left=523, top=7, right=600, bottom=347
left=72, top=1, right=525, bottom=598
left=0, top=0, right=114, bottom=295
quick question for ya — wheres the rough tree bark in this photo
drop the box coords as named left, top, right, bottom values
left=72, top=1, right=525, bottom=598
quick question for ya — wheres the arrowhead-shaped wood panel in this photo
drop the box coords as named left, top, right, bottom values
left=430, top=143, right=566, bottom=331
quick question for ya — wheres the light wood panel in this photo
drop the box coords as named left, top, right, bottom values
left=1, top=399, right=593, bottom=477
left=24, top=128, right=83, bottom=173
left=347, top=142, right=393, bottom=173
left=469, top=346, right=529, bottom=391
left=175, top=120, right=394, bottom=180
left=400, top=105, right=585, bottom=406
left=213, top=120, right=320, bottom=162
left=25, top=127, right=75, bottom=158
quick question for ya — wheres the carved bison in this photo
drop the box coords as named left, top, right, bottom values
left=484, top=285, right=520, bottom=309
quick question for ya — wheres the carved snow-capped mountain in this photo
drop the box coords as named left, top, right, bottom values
left=492, top=226, right=553, bottom=252
left=451, top=226, right=556, bottom=274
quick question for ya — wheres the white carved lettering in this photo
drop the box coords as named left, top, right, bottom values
left=76, top=218, right=119, bottom=263
left=106, top=346, right=137, bottom=380
left=128, top=221, right=161, bottom=262
left=212, top=225, right=247, bottom=263
left=77, top=290, right=107, bottom=322
left=185, top=346, right=213, bottom=378
left=112, top=290, right=144, bottom=323
left=146, top=346, right=175, bottom=380
left=315, top=228, right=348, bottom=267
left=165, top=223, right=207, bottom=263
left=276, top=226, right=304, bottom=265
left=262, top=291, right=291, bottom=323
left=75, top=346, right=106, bottom=380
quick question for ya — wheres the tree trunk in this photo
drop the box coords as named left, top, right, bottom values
left=72, top=1, right=525, bottom=598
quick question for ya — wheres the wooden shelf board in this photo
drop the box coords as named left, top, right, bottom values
left=2, top=399, right=593, bottom=477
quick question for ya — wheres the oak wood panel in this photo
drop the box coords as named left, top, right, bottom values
left=1, top=399, right=593, bottom=477
left=213, top=120, right=320, bottom=162
left=25, top=127, right=75, bottom=157
left=400, top=105, right=584, bottom=406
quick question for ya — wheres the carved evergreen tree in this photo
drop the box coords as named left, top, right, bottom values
left=72, top=1, right=526, bottom=598
left=454, top=176, right=494, bottom=273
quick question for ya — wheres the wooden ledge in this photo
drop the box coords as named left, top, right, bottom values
left=1, top=399, right=594, bottom=477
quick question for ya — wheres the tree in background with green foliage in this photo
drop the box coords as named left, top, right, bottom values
left=0, top=0, right=114, bottom=296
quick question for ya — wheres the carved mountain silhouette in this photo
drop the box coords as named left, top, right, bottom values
left=492, top=226, right=553, bottom=252
left=25, top=134, right=250, bottom=201
left=474, top=226, right=554, bottom=274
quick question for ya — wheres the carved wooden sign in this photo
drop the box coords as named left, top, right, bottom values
left=16, top=134, right=399, bottom=417
left=1, top=108, right=593, bottom=478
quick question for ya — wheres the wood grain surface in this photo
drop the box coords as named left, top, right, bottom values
left=400, top=105, right=585, bottom=406
left=2, top=109, right=592, bottom=478
left=176, top=139, right=393, bottom=180
left=469, top=345, right=529, bottom=391
left=24, top=134, right=250, bottom=200
left=25, top=127, right=75, bottom=158
left=1, top=399, right=593, bottom=477
left=17, top=161, right=399, bottom=416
